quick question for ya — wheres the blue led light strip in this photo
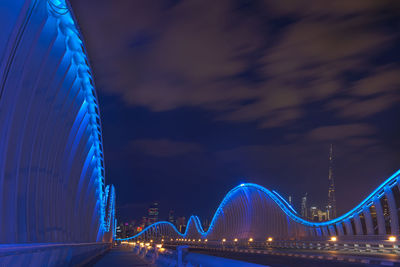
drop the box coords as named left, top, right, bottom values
left=104, top=185, right=115, bottom=232
left=118, top=169, right=400, bottom=241
left=47, top=0, right=112, bottom=234
left=272, top=190, right=298, bottom=215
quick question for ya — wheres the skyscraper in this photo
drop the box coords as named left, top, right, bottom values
left=327, top=144, right=337, bottom=219
left=177, top=217, right=186, bottom=233
left=148, top=202, right=159, bottom=224
left=310, top=206, right=318, bottom=221
left=141, top=216, right=148, bottom=227
left=301, top=193, right=308, bottom=218
left=168, top=210, right=175, bottom=224
left=310, top=206, right=328, bottom=222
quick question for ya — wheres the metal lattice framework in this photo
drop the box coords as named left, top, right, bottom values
left=0, top=0, right=115, bottom=244
left=119, top=170, right=400, bottom=242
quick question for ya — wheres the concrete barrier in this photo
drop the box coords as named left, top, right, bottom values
left=0, top=243, right=111, bottom=266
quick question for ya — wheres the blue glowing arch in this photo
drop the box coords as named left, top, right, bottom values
left=119, top=170, right=400, bottom=241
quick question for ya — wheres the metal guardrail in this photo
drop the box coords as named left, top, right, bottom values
left=162, top=239, right=400, bottom=254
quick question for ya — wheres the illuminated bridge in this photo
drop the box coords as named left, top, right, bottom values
left=118, top=170, right=400, bottom=265
left=0, top=0, right=115, bottom=265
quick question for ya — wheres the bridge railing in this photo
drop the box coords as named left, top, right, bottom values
left=160, top=238, right=400, bottom=254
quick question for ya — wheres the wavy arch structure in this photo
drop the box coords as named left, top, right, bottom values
left=119, top=170, right=400, bottom=242
left=0, top=0, right=115, bottom=264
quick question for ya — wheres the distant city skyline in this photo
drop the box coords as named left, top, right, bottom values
left=119, top=145, right=340, bottom=223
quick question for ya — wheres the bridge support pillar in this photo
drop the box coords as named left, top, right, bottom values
left=374, top=198, right=387, bottom=235
left=353, top=215, right=363, bottom=235
left=363, top=208, right=374, bottom=235
left=321, top=226, right=329, bottom=236
left=336, top=223, right=344, bottom=236
left=328, top=225, right=336, bottom=236
left=344, top=219, right=353, bottom=235
left=385, top=187, right=399, bottom=235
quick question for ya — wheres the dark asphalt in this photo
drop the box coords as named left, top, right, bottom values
left=91, top=246, right=152, bottom=267
left=185, top=247, right=400, bottom=267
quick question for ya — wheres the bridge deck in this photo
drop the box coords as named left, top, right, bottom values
left=93, top=246, right=152, bottom=267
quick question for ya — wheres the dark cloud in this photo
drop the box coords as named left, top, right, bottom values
left=351, top=66, right=400, bottom=96
left=340, top=95, right=399, bottom=118
left=307, top=124, right=376, bottom=141
left=260, top=0, right=383, bottom=16
left=71, top=0, right=399, bottom=129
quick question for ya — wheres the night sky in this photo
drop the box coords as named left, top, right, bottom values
left=69, top=0, right=400, bottom=223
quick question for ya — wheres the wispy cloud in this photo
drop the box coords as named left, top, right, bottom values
left=307, top=123, right=376, bottom=141
left=72, top=0, right=399, bottom=130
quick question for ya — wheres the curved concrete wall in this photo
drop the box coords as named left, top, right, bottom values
left=0, top=0, right=115, bottom=252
